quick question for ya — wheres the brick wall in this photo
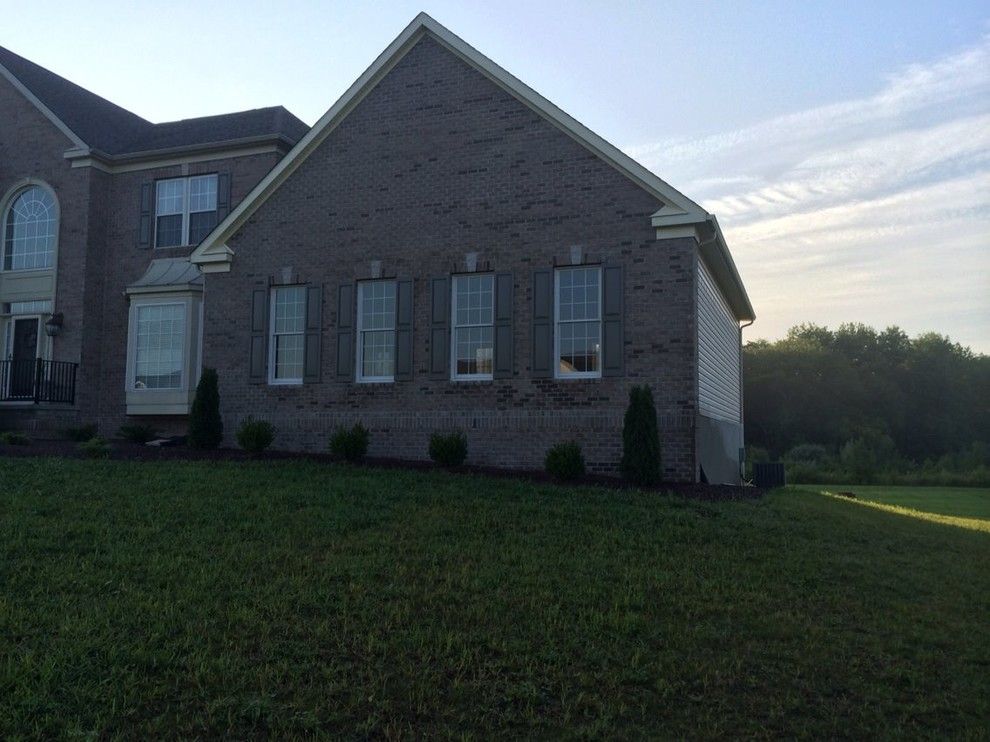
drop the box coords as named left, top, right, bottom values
left=204, top=36, right=699, bottom=479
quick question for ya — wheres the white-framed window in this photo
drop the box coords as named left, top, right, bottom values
left=3, top=185, right=58, bottom=271
left=125, top=291, right=203, bottom=415
left=555, top=265, right=602, bottom=378
left=133, top=303, right=186, bottom=390
left=451, top=274, right=494, bottom=380
left=155, top=174, right=218, bottom=248
left=268, top=286, right=306, bottom=384
left=356, top=280, right=396, bottom=383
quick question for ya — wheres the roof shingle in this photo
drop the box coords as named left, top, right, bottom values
left=0, top=45, right=308, bottom=155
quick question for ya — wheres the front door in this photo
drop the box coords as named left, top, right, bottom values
left=8, top=317, right=39, bottom=399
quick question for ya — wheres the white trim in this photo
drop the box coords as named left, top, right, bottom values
left=267, top=285, right=305, bottom=386
left=0, top=60, right=87, bottom=150
left=66, top=142, right=289, bottom=173
left=191, top=12, right=706, bottom=270
left=554, top=265, right=603, bottom=380
left=355, top=279, right=396, bottom=384
left=450, top=273, right=494, bottom=382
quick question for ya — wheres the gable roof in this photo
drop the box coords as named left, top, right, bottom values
left=188, top=13, right=753, bottom=320
left=0, top=45, right=308, bottom=157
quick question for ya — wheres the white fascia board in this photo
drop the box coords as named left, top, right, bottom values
left=191, top=12, right=706, bottom=267
left=0, top=61, right=88, bottom=150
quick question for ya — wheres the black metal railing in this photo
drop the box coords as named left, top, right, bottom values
left=0, top=359, right=78, bottom=404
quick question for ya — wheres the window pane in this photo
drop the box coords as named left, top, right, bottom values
left=275, top=334, right=304, bottom=380
left=558, top=320, right=601, bottom=374
left=156, top=178, right=185, bottom=216
left=134, top=303, right=185, bottom=389
left=359, top=281, right=396, bottom=331
left=155, top=214, right=183, bottom=247
left=361, top=330, right=395, bottom=378
left=455, top=326, right=493, bottom=376
left=4, top=186, right=57, bottom=271
left=188, top=211, right=217, bottom=244
left=454, top=274, right=493, bottom=327
left=274, top=287, right=306, bottom=333
left=558, top=267, right=600, bottom=322
left=188, top=175, right=217, bottom=213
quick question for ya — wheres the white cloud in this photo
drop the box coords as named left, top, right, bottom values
left=625, top=34, right=990, bottom=352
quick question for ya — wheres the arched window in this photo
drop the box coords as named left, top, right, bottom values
left=3, top=186, right=58, bottom=271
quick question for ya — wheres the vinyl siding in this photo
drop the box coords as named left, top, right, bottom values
left=698, top=257, right=740, bottom=422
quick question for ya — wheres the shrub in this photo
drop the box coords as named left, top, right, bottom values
left=840, top=430, right=898, bottom=484
left=620, top=385, right=661, bottom=486
left=429, top=431, right=468, bottom=467
left=0, top=431, right=30, bottom=445
left=78, top=437, right=110, bottom=458
left=64, top=424, right=98, bottom=442
left=545, top=442, right=586, bottom=481
left=188, top=368, right=223, bottom=449
left=236, top=417, right=275, bottom=455
left=118, top=423, right=156, bottom=444
left=330, top=423, right=369, bottom=463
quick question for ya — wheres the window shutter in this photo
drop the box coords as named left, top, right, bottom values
left=304, top=284, right=323, bottom=383
left=531, top=269, right=553, bottom=378
left=602, top=264, right=624, bottom=377
left=336, top=283, right=355, bottom=381
left=216, top=173, right=231, bottom=221
left=249, top=288, right=268, bottom=382
left=493, top=272, right=513, bottom=379
left=395, top=278, right=414, bottom=381
left=429, top=276, right=449, bottom=378
left=138, top=182, right=153, bottom=247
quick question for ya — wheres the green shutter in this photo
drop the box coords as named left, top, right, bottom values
left=336, top=283, right=355, bottom=381
left=138, top=182, right=153, bottom=247
left=429, top=276, right=450, bottom=378
left=531, top=269, right=553, bottom=378
left=493, top=272, right=513, bottom=379
left=249, top=288, right=268, bottom=382
left=304, top=284, right=323, bottom=383
left=395, top=279, right=414, bottom=381
left=602, top=264, right=624, bottom=377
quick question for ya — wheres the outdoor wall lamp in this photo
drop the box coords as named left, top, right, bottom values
left=44, top=312, right=64, bottom=337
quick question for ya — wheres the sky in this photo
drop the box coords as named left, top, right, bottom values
left=3, top=0, right=988, bottom=351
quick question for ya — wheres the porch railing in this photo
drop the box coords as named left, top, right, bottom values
left=0, top=358, right=78, bottom=404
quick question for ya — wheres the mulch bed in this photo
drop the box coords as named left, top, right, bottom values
left=0, top=439, right=763, bottom=501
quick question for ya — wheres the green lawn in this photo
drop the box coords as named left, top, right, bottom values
left=798, top=484, right=990, bottom=525
left=1, top=459, right=988, bottom=738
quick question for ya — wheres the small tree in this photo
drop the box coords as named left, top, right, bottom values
left=620, top=385, right=661, bottom=486
left=188, top=368, right=222, bottom=449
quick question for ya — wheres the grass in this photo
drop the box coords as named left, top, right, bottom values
left=799, top=484, right=990, bottom=521
left=1, top=459, right=988, bottom=738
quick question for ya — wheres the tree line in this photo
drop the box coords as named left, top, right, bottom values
left=743, top=324, right=990, bottom=484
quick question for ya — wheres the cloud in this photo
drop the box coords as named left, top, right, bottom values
left=625, top=35, right=990, bottom=352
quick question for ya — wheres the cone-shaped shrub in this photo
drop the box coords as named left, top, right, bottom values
left=188, top=368, right=222, bottom=449
left=620, top=385, right=661, bottom=486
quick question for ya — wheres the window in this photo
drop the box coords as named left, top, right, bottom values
left=155, top=174, right=218, bottom=247
left=269, top=286, right=306, bottom=384
left=555, top=266, right=602, bottom=378
left=451, top=274, right=494, bottom=379
left=133, top=303, right=185, bottom=390
left=357, top=280, right=396, bottom=382
left=3, top=186, right=57, bottom=271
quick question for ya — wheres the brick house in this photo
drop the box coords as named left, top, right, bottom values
left=0, top=14, right=755, bottom=483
